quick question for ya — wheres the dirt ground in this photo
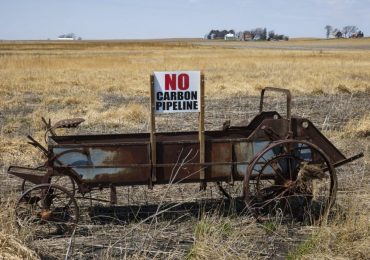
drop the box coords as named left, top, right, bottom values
left=1, top=93, right=369, bottom=259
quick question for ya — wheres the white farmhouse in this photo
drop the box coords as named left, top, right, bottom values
left=57, top=33, right=76, bottom=40
left=224, top=33, right=235, bottom=40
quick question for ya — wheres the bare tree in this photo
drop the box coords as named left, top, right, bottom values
left=348, top=26, right=358, bottom=37
left=261, top=28, right=267, bottom=40
left=325, top=25, right=333, bottom=39
left=268, top=30, right=275, bottom=39
left=342, top=26, right=350, bottom=37
left=332, top=28, right=342, bottom=38
left=342, top=26, right=358, bottom=38
left=356, top=30, right=364, bottom=38
left=251, top=28, right=264, bottom=40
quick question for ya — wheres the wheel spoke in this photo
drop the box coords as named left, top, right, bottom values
left=16, top=183, right=79, bottom=238
left=245, top=140, right=337, bottom=223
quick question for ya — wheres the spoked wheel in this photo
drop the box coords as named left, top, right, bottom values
left=16, top=183, right=79, bottom=238
left=21, top=174, right=76, bottom=199
left=244, top=140, right=337, bottom=223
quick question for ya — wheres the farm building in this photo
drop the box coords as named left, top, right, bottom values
left=58, top=33, right=77, bottom=40
left=224, top=33, right=235, bottom=40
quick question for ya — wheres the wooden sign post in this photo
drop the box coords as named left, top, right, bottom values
left=150, top=74, right=157, bottom=188
left=150, top=71, right=205, bottom=188
left=199, top=74, right=205, bottom=189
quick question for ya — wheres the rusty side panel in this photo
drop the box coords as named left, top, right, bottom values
left=206, top=142, right=232, bottom=181
left=156, top=142, right=201, bottom=184
left=234, top=142, right=253, bottom=179
left=52, top=145, right=151, bottom=185
left=45, top=114, right=348, bottom=188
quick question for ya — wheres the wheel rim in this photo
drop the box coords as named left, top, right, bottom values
left=244, top=140, right=337, bottom=223
left=21, top=175, right=76, bottom=202
left=16, top=184, right=79, bottom=238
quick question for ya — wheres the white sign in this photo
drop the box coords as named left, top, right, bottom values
left=154, top=71, right=201, bottom=114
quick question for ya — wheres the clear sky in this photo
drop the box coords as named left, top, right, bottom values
left=0, top=0, right=369, bottom=40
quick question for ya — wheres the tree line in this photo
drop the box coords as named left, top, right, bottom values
left=324, top=25, right=364, bottom=39
left=206, top=28, right=289, bottom=41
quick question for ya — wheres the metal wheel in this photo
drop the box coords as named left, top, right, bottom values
left=15, top=183, right=79, bottom=238
left=244, top=140, right=337, bottom=223
left=21, top=174, right=76, bottom=198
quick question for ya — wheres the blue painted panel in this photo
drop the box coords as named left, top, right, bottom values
left=252, top=141, right=274, bottom=174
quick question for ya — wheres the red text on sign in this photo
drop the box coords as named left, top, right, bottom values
left=165, top=73, right=189, bottom=90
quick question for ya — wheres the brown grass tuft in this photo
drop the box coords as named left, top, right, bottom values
left=0, top=196, right=39, bottom=260
left=288, top=194, right=370, bottom=259
left=343, top=113, right=370, bottom=137
left=0, top=234, right=39, bottom=260
left=86, top=104, right=148, bottom=128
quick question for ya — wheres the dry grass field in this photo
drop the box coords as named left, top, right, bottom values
left=0, top=38, right=369, bottom=259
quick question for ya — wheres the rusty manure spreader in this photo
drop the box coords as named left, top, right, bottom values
left=8, top=87, right=363, bottom=235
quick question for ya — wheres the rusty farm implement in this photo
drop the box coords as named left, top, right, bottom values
left=7, top=87, right=363, bottom=236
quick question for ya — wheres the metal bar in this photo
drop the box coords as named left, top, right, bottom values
left=259, top=87, right=292, bottom=133
left=150, top=74, right=157, bottom=185
left=52, top=161, right=251, bottom=169
left=74, top=196, right=112, bottom=203
left=50, top=142, right=150, bottom=148
left=27, top=135, right=48, bottom=155
left=8, top=165, right=45, bottom=173
left=49, top=137, right=261, bottom=148
left=323, top=152, right=364, bottom=171
left=110, top=185, right=117, bottom=205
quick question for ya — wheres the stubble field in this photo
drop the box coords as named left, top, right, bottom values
left=0, top=38, right=369, bottom=259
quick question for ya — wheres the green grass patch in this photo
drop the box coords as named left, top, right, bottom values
left=287, top=234, right=319, bottom=260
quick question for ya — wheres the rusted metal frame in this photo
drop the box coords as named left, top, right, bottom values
left=322, top=152, right=364, bottom=172
left=50, top=142, right=150, bottom=148
left=7, top=166, right=45, bottom=185
left=294, top=118, right=346, bottom=161
left=52, top=161, right=251, bottom=169
left=76, top=173, right=275, bottom=187
left=230, top=143, right=236, bottom=184
left=49, top=138, right=257, bottom=147
left=46, top=144, right=55, bottom=192
left=199, top=74, right=206, bottom=189
left=74, top=196, right=111, bottom=203
left=110, top=185, right=117, bottom=205
left=8, top=165, right=45, bottom=173
left=27, top=135, right=48, bottom=156
left=216, top=182, right=232, bottom=199
left=259, top=87, right=292, bottom=135
left=150, top=74, right=157, bottom=188
left=262, top=127, right=282, bottom=141
left=42, top=117, right=56, bottom=136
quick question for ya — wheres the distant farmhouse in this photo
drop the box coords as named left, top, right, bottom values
left=206, top=30, right=235, bottom=40
left=224, top=33, right=236, bottom=40
left=240, top=31, right=254, bottom=41
left=206, top=28, right=288, bottom=41
left=58, top=33, right=81, bottom=40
